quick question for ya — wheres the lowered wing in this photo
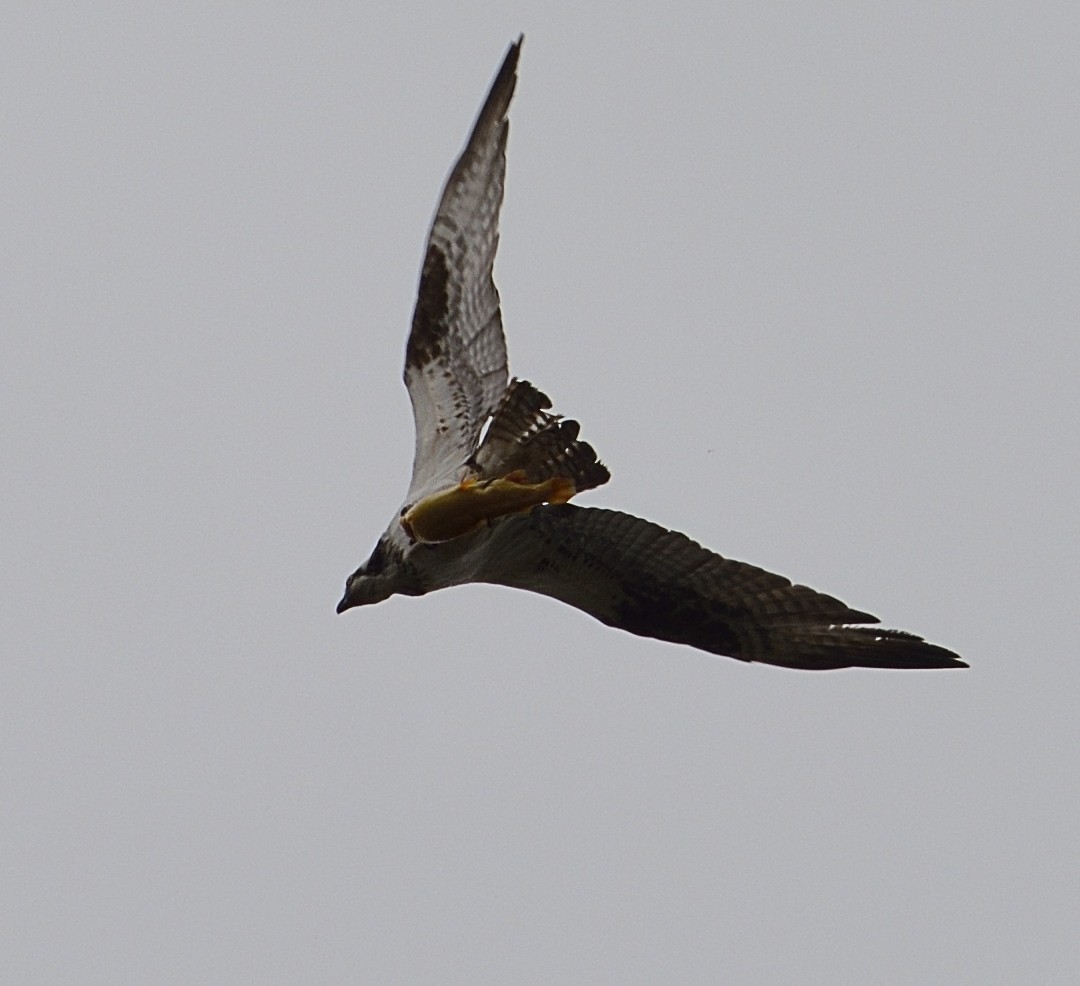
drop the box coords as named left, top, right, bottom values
left=478, top=505, right=966, bottom=671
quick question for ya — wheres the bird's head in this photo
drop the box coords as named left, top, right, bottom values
left=336, top=538, right=422, bottom=613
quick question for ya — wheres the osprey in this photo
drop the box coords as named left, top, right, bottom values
left=337, top=38, right=965, bottom=672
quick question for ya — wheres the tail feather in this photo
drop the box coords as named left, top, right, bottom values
left=472, top=379, right=610, bottom=493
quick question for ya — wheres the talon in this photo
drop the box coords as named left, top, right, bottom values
left=403, top=469, right=581, bottom=543
left=547, top=477, right=576, bottom=505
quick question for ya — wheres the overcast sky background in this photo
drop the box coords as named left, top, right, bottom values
left=4, top=2, right=1078, bottom=983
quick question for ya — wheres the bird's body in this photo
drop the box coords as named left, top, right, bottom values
left=337, top=38, right=965, bottom=672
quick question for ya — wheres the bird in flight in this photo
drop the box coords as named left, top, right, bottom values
left=336, top=38, right=965, bottom=671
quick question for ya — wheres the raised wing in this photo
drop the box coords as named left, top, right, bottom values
left=404, top=38, right=521, bottom=501
left=479, top=505, right=966, bottom=670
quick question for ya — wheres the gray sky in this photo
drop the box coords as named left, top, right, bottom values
left=4, top=2, right=1078, bottom=983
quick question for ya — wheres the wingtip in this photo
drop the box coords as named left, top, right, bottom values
left=938, top=648, right=969, bottom=669
left=474, top=36, right=522, bottom=130
left=501, top=35, right=523, bottom=80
